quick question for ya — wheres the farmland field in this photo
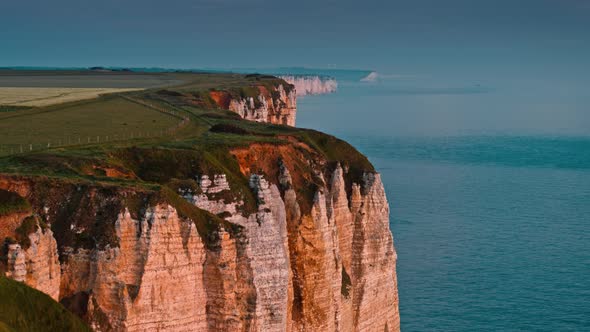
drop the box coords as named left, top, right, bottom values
left=0, top=70, right=288, bottom=157
left=0, top=70, right=185, bottom=88
left=0, top=87, right=143, bottom=107
left=0, top=95, right=181, bottom=152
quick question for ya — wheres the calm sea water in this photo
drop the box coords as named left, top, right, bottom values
left=296, top=72, right=590, bottom=331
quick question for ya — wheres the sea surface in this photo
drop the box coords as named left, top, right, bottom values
left=296, top=71, right=590, bottom=331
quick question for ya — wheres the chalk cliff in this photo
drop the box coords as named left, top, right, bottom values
left=5, top=225, right=61, bottom=301
left=0, top=74, right=399, bottom=331
left=209, top=83, right=297, bottom=126
left=0, top=147, right=399, bottom=332
left=279, top=76, right=338, bottom=97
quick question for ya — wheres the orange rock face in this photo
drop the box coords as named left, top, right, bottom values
left=211, top=84, right=297, bottom=126
left=209, top=91, right=232, bottom=110
left=0, top=156, right=399, bottom=331
left=4, top=221, right=61, bottom=301
left=0, top=212, right=29, bottom=241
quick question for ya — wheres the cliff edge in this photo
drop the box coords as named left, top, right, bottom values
left=0, top=72, right=399, bottom=332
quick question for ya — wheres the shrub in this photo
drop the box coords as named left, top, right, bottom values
left=15, top=216, right=38, bottom=249
left=156, top=89, right=183, bottom=97
left=209, top=123, right=250, bottom=135
left=0, top=190, right=31, bottom=216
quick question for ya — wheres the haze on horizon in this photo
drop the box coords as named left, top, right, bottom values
left=2, top=0, right=589, bottom=137
left=1, top=0, right=589, bottom=80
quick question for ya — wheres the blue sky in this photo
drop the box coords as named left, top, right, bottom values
left=1, top=0, right=589, bottom=78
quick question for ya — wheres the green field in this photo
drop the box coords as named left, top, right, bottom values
left=0, top=69, right=185, bottom=88
left=0, top=71, right=293, bottom=156
left=0, top=95, right=182, bottom=154
left=0, top=70, right=368, bottom=169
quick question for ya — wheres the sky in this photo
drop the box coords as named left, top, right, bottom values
left=1, top=0, right=589, bottom=79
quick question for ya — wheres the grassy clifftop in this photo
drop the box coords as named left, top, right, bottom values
left=0, top=277, right=90, bottom=332
left=0, top=69, right=373, bottom=249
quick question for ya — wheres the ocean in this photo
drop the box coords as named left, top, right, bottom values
left=296, top=71, right=590, bottom=331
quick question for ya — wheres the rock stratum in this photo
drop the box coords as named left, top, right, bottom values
left=0, top=72, right=398, bottom=332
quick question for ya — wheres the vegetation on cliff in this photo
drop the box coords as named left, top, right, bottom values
left=0, top=276, right=91, bottom=331
left=159, top=186, right=243, bottom=249
left=0, top=189, right=30, bottom=216
left=14, top=216, right=41, bottom=249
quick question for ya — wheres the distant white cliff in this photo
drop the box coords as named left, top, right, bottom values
left=279, top=75, right=338, bottom=96
left=361, top=71, right=379, bottom=82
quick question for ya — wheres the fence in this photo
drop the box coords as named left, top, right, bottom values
left=0, top=96, right=191, bottom=157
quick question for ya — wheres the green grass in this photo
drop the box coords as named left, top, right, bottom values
left=168, top=72, right=291, bottom=93
left=0, top=71, right=294, bottom=156
left=0, top=95, right=180, bottom=151
left=111, top=143, right=259, bottom=214
left=0, top=276, right=91, bottom=331
left=0, top=104, right=374, bottom=215
left=0, top=105, right=33, bottom=113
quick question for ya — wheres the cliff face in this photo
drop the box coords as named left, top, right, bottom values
left=0, top=153, right=399, bottom=331
left=0, top=74, right=398, bottom=331
left=279, top=76, right=338, bottom=97
left=209, top=84, right=297, bottom=126
left=5, top=226, right=61, bottom=301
